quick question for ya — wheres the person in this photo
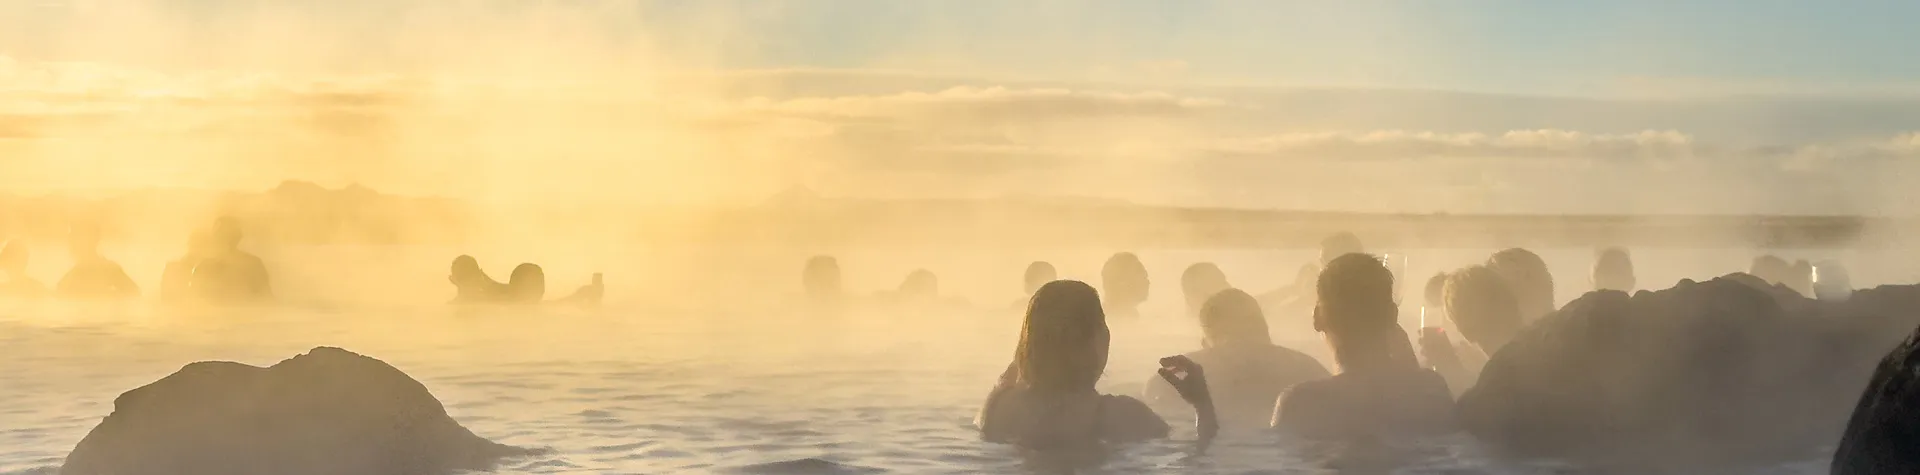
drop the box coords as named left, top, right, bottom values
left=1145, top=288, right=1329, bottom=429
left=55, top=226, right=138, bottom=299
left=1813, top=260, right=1853, bottom=302
left=505, top=263, right=546, bottom=304
left=1749, top=255, right=1793, bottom=289
left=977, top=280, right=1218, bottom=456
left=1258, top=262, right=1321, bottom=320
left=1179, top=262, right=1230, bottom=320
left=802, top=255, right=843, bottom=308
left=0, top=240, right=46, bottom=298
left=897, top=269, right=939, bottom=302
left=1422, top=271, right=1450, bottom=324
left=195, top=217, right=272, bottom=301
left=1592, top=247, right=1635, bottom=293
left=448, top=255, right=509, bottom=304
left=1271, top=253, right=1454, bottom=439
left=160, top=232, right=217, bottom=302
left=1487, top=248, right=1555, bottom=321
left=1022, top=261, right=1057, bottom=297
left=1320, top=232, right=1364, bottom=266
left=1786, top=259, right=1817, bottom=298
left=1423, top=265, right=1523, bottom=396
left=1099, top=253, right=1150, bottom=319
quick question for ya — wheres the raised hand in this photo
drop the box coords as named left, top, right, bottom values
left=1158, top=355, right=1218, bottom=452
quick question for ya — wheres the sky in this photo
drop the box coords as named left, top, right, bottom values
left=4, top=0, right=1920, bottom=214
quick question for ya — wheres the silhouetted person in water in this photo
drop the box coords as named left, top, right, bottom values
left=802, top=255, right=843, bottom=305
left=1813, top=260, right=1853, bottom=302
left=448, top=255, right=509, bottom=303
left=1592, top=247, right=1635, bottom=293
left=1100, top=253, right=1150, bottom=319
left=1423, top=265, right=1522, bottom=396
left=506, top=263, right=546, bottom=304
left=1320, top=232, right=1364, bottom=266
left=1272, top=253, right=1454, bottom=439
left=978, top=280, right=1218, bottom=459
left=195, top=217, right=271, bottom=301
left=1023, top=261, right=1057, bottom=297
left=160, top=232, right=217, bottom=302
left=0, top=240, right=45, bottom=298
left=55, top=227, right=138, bottom=299
left=1787, top=259, right=1817, bottom=297
left=1422, top=271, right=1450, bottom=323
left=1749, top=255, right=1793, bottom=289
left=1180, top=263, right=1230, bottom=320
left=1146, top=288, right=1329, bottom=429
left=1487, top=248, right=1554, bottom=321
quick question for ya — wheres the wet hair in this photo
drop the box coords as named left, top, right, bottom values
left=1316, top=253, right=1415, bottom=370
left=1319, top=232, right=1364, bottom=265
left=1023, top=261, right=1057, bottom=295
left=1749, top=255, right=1791, bottom=286
left=507, top=263, right=546, bottom=303
left=1423, top=272, right=1449, bottom=309
left=0, top=240, right=26, bottom=271
left=1199, top=288, right=1271, bottom=348
left=1181, top=262, right=1230, bottom=318
left=899, top=269, right=939, bottom=298
left=1592, top=247, right=1636, bottom=292
left=1099, top=252, right=1149, bottom=307
left=1012, top=280, right=1110, bottom=393
left=1445, top=265, right=1523, bottom=351
left=802, top=255, right=841, bottom=298
left=1487, top=248, right=1555, bottom=320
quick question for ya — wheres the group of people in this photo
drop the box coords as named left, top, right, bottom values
left=0, top=217, right=267, bottom=303
left=797, top=233, right=1837, bottom=457
left=446, top=255, right=604, bottom=307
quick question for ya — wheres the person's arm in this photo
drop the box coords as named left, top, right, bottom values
left=1157, top=355, right=1218, bottom=452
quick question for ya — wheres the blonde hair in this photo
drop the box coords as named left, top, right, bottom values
left=1013, top=280, right=1109, bottom=393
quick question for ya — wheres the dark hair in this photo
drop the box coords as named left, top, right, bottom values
left=1013, top=280, right=1110, bottom=393
left=1199, top=288, right=1271, bottom=347
left=1100, top=252, right=1149, bottom=307
left=1023, top=261, right=1057, bottom=295
left=1488, top=248, right=1555, bottom=320
left=1181, top=262, right=1230, bottom=317
left=1317, top=253, right=1414, bottom=369
left=802, top=255, right=841, bottom=297
left=1592, top=247, right=1635, bottom=292
left=1423, top=272, right=1450, bottom=308
left=1445, top=265, right=1523, bottom=351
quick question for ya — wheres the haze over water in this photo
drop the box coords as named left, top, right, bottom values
left=8, top=1, right=1920, bottom=474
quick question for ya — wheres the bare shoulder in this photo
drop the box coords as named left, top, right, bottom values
left=1267, top=345, right=1333, bottom=378
left=1271, top=378, right=1335, bottom=429
left=1098, top=395, right=1170, bottom=442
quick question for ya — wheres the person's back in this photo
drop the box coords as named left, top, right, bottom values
left=1273, top=253, right=1454, bottom=439
left=55, top=228, right=137, bottom=300
left=204, top=218, right=272, bottom=301
left=1146, top=288, right=1329, bottom=428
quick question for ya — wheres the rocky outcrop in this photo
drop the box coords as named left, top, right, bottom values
left=1833, top=323, right=1920, bottom=474
left=61, top=347, right=531, bottom=475
left=1457, top=275, right=1920, bottom=466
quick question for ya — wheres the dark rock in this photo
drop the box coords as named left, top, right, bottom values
left=1833, top=319, right=1920, bottom=474
left=1458, top=275, right=1920, bottom=467
left=61, top=347, right=532, bottom=475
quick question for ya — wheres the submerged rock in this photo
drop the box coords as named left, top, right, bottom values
left=1457, top=275, right=1920, bottom=466
left=1833, top=323, right=1920, bottom=475
left=61, top=347, right=531, bottom=475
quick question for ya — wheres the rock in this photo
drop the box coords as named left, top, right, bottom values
left=1457, top=275, right=1920, bottom=467
left=61, top=347, right=532, bottom=475
left=1833, top=319, right=1920, bottom=474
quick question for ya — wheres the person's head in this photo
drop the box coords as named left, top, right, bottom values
left=1099, top=252, right=1149, bottom=307
left=449, top=255, right=484, bottom=284
left=186, top=231, right=215, bottom=255
left=1786, top=259, right=1816, bottom=297
left=507, top=263, right=546, bottom=303
left=1012, top=280, right=1110, bottom=394
left=212, top=217, right=243, bottom=250
left=802, top=255, right=841, bottom=298
left=0, top=240, right=27, bottom=273
left=1022, top=261, right=1057, bottom=295
left=1423, top=272, right=1449, bottom=311
left=1813, top=260, right=1853, bottom=302
left=1315, top=253, right=1413, bottom=370
left=1749, top=255, right=1791, bottom=285
left=68, top=226, right=102, bottom=260
left=1199, top=288, right=1271, bottom=349
left=1487, top=248, right=1555, bottom=320
left=899, top=269, right=938, bottom=299
left=1319, top=232, right=1365, bottom=266
left=1444, top=265, right=1524, bottom=352
left=1592, top=247, right=1636, bottom=292
left=1180, top=262, right=1230, bottom=317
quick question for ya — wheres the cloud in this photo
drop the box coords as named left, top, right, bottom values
left=1203, top=129, right=1700, bottom=161
left=737, top=86, right=1227, bottom=123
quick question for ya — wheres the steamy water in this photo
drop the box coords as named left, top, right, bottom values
left=1, top=246, right=1894, bottom=474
